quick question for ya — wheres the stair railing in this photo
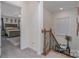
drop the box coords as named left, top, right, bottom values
left=49, top=28, right=61, bottom=50
left=42, top=28, right=71, bottom=56
left=42, top=28, right=61, bottom=55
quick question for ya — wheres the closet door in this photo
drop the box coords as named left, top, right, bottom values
left=0, top=2, right=1, bottom=56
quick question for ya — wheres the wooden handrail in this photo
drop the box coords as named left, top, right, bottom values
left=42, top=29, right=50, bottom=33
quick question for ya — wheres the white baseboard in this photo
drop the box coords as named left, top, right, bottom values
left=28, top=46, right=43, bottom=55
left=37, top=51, right=42, bottom=55
left=20, top=46, right=28, bottom=50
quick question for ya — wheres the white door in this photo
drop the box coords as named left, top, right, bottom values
left=0, top=2, right=1, bottom=56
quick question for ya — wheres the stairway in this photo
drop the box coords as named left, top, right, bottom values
left=42, top=28, right=71, bottom=57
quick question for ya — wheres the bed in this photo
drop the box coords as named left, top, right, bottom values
left=5, top=24, right=20, bottom=37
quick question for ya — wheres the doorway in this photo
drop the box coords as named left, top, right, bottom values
left=1, top=1, right=21, bottom=57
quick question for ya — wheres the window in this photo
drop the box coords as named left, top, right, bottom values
left=55, top=17, right=71, bottom=35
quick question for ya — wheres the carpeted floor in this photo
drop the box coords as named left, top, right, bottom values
left=1, top=37, right=70, bottom=58
left=6, top=37, right=20, bottom=46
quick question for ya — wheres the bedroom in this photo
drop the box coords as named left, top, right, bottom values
left=1, top=1, right=21, bottom=55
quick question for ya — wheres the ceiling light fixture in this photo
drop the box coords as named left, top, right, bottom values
left=59, top=8, right=63, bottom=10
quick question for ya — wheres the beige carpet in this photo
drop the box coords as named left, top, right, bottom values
left=1, top=37, right=70, bottom=58
left=6, top=37, right=20, bottom=46
left=44, top=50, right=70, bottom=58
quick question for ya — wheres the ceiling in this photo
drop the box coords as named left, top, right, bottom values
left=1, top=1, right=79, bottom=16
left=44, top=1, right=78, bottom=13
left=1, top=2, right=21, bottom=17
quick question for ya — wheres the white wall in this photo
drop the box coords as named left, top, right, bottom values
left=43, top=8, right=54, bottom=30
left=27, top=2, right=43, bottom=54
left=20, top=1, right=43, bottom=54
left=5, top=1, right=22, bottom=7
left=20, top=2, right=31, bottom=49
left=1, top=2, right=21, bottom=17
